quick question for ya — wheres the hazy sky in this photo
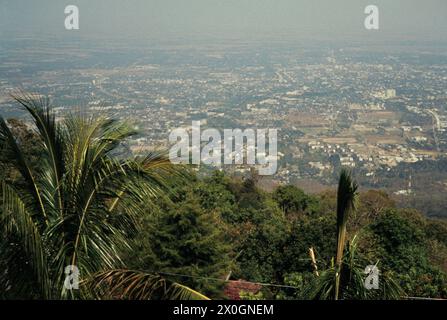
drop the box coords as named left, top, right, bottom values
left=1, top=0, right=446, bottom=42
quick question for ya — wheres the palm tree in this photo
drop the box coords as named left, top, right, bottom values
left=0, top=94, right=205, bottom=299
left=306, top=235, right=403, bottom=300
left=305, top=169, right=403, bottom=300
left=334, top=169, right=358, bottom=300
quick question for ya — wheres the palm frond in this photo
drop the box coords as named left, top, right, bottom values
left=0, top=182, right=51, bottom=298
left=335, top=169, right=358, bottom=299
left=11, top=94, right=65, bottom=215
left=0, top=116, right=48, bottom=223
left=87, top=269, right=210, bottom=300
left=336, top=169, right=358, bottom=264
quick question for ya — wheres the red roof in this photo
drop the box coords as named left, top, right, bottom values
left=224, top=280, right=262, bottom=300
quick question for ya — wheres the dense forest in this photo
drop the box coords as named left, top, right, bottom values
left=0, top=96, right=446, bottom=300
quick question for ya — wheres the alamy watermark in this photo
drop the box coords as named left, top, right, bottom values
left=64, top=265, right=79, bottom=290
left=364, top=5, right=379, bottom=30
left=364, top=265, right=380, bottom=290
left=64, top=5, right=79, bottom=30
left=64, top=5, right=379, bottom=31
left=169, top=121, right=278, bottom=175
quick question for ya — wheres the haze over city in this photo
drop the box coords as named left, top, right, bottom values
left=1, top=0, right=447, bottom=42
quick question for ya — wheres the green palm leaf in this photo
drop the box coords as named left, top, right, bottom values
left=86, top=269, right=210, bottom=300
left=334, top=169, right=358, bottom=300
left=0, top=182, right=51, bottom=298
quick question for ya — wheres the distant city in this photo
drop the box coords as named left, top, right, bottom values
left=1, top=37, right=447, bottom=217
